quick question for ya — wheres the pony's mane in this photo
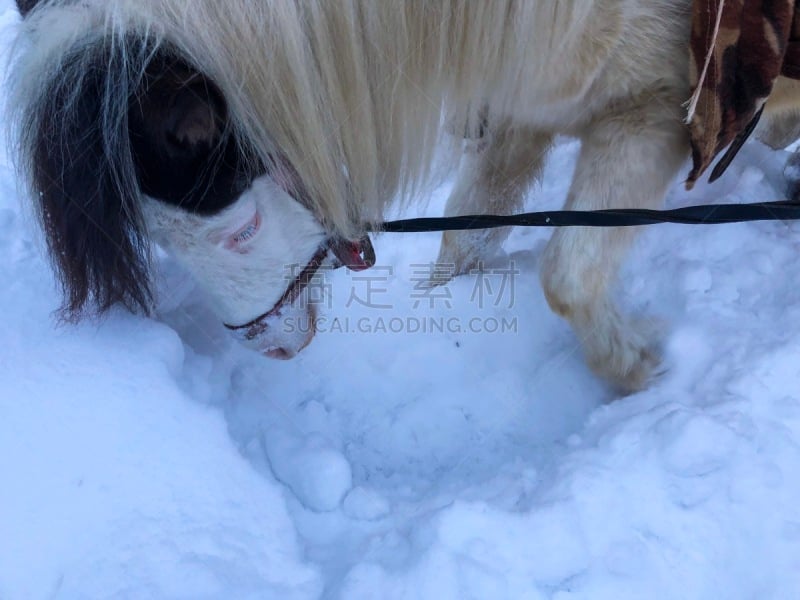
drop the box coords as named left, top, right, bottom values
left=18, top=0, right=596, bottom=228
left=177, top=0, right=597, bottom=234
left=9, top=0, right=598, bottom=315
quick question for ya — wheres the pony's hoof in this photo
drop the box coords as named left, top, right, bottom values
left=606, top=342, right=664, bottom=396
left=589, top=318, right=666, bottom=396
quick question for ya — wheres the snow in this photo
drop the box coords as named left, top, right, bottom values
left=3, top=2, right=800, bottom=598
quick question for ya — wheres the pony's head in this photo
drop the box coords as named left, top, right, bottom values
left=12, top=0, right=456, bottom=357
left=12, top=4, right=377, bottom=358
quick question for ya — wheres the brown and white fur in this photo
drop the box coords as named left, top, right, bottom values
left=12, top=0, right=699, bottom=393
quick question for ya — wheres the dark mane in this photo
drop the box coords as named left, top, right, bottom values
left=15, top=0, right=39, bottom=17
left=27, top=37, right=153, bottom=318
left=19, top=21, right=245, bottom=319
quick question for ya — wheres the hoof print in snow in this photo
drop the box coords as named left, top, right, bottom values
left=262, top=430, right=353, bottom=512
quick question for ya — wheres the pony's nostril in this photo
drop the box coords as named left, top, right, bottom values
left=264, top=347, right=296, bottom=360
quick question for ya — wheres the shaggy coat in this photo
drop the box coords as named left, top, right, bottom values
left=13, top=0, right=701, bottom=392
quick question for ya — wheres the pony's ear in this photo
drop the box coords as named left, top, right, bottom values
left=161, top=78, right=224, bottom=156
left=128, top=58, right=240, bottom=213
left=24, top=40, right=153, bottom=318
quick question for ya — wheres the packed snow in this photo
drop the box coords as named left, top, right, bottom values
left=3, top=3, right=800, bottom=598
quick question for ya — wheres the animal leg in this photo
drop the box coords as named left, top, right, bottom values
left=433, top=124, right=552, bottom=281
left=540, top=104, right=687, bottom=394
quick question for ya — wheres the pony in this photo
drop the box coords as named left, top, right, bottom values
left=11, top=0, right=699, bottom=393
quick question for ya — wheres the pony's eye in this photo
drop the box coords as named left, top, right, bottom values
left=234, top=221, right=258, bottom=242
left=226, top=212, right=261, bottom=250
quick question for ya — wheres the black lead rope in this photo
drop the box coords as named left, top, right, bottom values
left=372, top=106, right=779, bottom=233
left=373, top=200, right=800, bottom=233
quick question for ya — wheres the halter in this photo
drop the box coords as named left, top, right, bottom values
left=223, top=236, right=375, bottom=341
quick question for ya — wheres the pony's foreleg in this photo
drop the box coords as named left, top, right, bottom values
left=433, top=124, right=552, bottom=279
left=540, top=104, right=687, bottom=394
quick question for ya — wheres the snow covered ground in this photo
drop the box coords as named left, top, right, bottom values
left=3, top=3, right=800, bottom=598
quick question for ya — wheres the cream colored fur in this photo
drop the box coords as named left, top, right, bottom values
left=15, top=0, right=701, bottom=392
left=758, top=78, right=800, bottom=150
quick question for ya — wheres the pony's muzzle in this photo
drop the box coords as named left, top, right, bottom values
left=223, top=235, right=374, bottom=358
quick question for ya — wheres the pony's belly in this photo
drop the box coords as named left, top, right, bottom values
left=488, top=87, right=609, bottom=136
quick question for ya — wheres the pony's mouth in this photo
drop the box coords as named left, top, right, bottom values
left=223, top=236, right=375, bottom=355
left=221, top=148, right=376, bottom=357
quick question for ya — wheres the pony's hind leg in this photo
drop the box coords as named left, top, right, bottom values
left=540, top=103, right=688, bottom=394
left=433, top=123, right=552, bottom=280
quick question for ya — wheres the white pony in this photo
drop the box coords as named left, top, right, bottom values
left=12, top=0, right=697, bottom=392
